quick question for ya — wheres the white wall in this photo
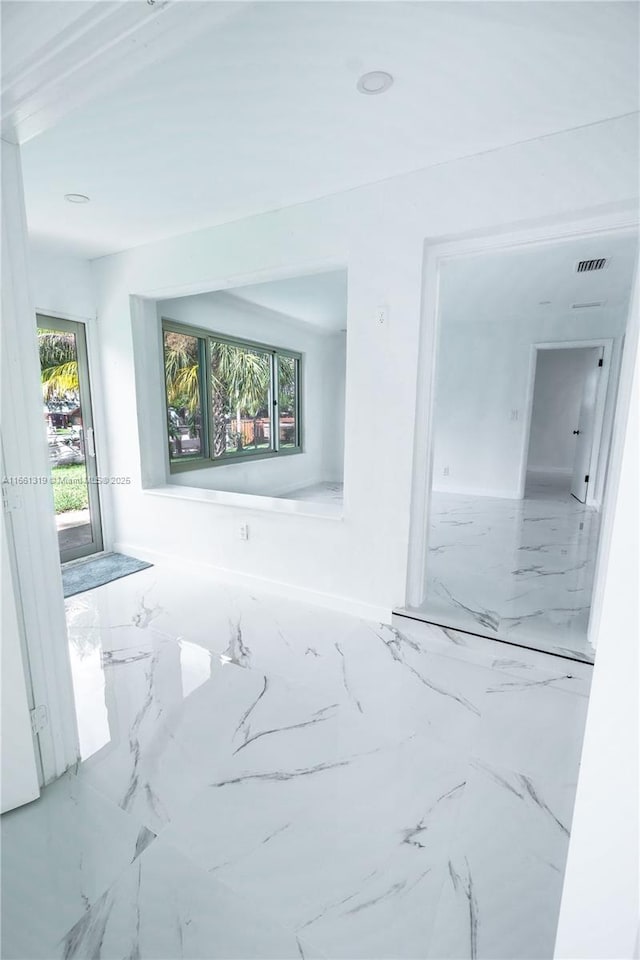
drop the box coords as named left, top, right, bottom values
left=433, top=302, right=626, bottom=499
left=554, top=278, right=639, bottom=960
left=29, top=244, right=97, bottom=321
left=322, top=330, right=346, bottom=481
left=527, top=347, right=595, bottom=474
left=89, top=113, right=638, bottom=618
left=1, top=503, right=40, bottom=813
left=1, top=141, right=80, bottom=790
left=156, top=291, right=345, bottom=497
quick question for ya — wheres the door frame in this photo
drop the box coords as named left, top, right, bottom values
left=34, top=306, right=113, bottom=558
left=404, top=209, right=639, bottom=654
left=519, top=338, right=613, bottom=507
left=2, top=140, right=80, bottom=788
left=38, top=314, right=105, bottom=561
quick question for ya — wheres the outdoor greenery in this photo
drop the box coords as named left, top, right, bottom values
left=38, top=330, right=79, bottom=399
left=210, top=340, right=271, bottom=455
left=164, top=331, right=296, bottom=458
left=51, top=464, right=88, bottom=512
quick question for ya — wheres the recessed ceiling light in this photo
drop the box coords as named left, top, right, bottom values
left=356, top=71, right=394, bottom=95
left=64, top=193, right=90, bottom=204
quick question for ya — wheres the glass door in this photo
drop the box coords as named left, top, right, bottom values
left=37, top=316, right=103, bottom=562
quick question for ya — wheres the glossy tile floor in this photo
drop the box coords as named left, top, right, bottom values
left=1, top=562, right=591, bottom=959
left=407, top=473, right=601, bottom=662
left=284, top=481, right=344, bottom=505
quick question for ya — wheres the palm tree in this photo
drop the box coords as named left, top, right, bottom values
left=38, top=331, right=79, bottom=401
left=164, top=334, right=277, bottom=458
left=163, top=332, right=201, bottom=413
left=211, top=342, right=270, bottom=455
left=164, top=334, right=298, bottom=457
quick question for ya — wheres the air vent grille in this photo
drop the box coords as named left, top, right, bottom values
left=576, top=258, right=607, bottom=273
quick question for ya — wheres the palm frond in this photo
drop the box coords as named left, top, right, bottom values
left=278, top=356, right=296, bottom=410
left=38, top=332, right=76, bottom=370
left=211, top=342, right=270, bottom=416
left=41, top=361, right=79, bottom=401
left=167, top=363, right=201, bottom=413
left=164, top=332, right=201, bottom=413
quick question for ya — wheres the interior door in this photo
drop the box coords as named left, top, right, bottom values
left=37, top=316, right=103, bottom=562
left=571, top=347, right=603, bottom=503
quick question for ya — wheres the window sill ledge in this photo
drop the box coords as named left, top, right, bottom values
left=143, top=483, right=344, bottom=520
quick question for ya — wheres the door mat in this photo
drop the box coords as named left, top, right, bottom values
left=62, top=552, right=152, bottom=598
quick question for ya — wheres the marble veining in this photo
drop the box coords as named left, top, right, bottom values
left=284, top=481, right=344, bottom=504
left=407, top=480, right=601, bottom=661
left=1, top=562, right=591, bottom=959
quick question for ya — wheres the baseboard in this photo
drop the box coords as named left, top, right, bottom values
left=432, top=484, right=522, bottom=500
left=526, top=467, right=572, bottom=477
left=113, top=540, right=392, bottom=625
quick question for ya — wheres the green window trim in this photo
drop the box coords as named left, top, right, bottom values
left=162, top=319, right=303, bottom=472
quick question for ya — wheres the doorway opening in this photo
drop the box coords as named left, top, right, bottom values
left=523, top=341, right=611, bottom=506
left=37, top=316, right=104, bottom=562
left=400, top=222, right=638, bottom=662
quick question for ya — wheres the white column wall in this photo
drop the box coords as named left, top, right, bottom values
left=0, top=498, right=40, bottom=813
left=554, top=272, right=640, bottom=960
left=1, top=140, right=80, bottom=790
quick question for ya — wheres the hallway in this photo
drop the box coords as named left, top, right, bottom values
left=2, top=563, right=590, bottom=959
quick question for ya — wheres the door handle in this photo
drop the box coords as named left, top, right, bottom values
left=86, top=427, right=96, bottom=457
left=573, top=430, right=580, bottom=435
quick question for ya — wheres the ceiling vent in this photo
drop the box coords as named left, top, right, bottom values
left=576, top=257, right=608, bottom=273
left=571, top=300, right=605, bottom=310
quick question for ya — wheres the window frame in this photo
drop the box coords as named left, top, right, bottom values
left=162, top=318, right=303, bottom=473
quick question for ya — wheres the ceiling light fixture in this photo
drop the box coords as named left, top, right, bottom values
left=65, top=193, right=90, bottom=204
left=356, top=71, right=394, bottom=95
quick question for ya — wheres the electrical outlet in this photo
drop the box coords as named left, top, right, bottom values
left=510, top=409, right=519, bottom=421
left=239, top=522, right=249, bottom=541
left=443, top=466, right=450, bottom=476
left=375, top=305, right=389, bottom=327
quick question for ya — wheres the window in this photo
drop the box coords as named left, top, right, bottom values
left=163, top=321, right=301, bottom=470
left=163, top=329, right=206, bottom=462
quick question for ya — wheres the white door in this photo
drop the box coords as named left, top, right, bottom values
left=571, top=348, right=603, bottom=503
left=1, top=499, right=40, bottom=813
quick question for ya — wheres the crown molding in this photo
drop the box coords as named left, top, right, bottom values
left=1, top=0, right=243, bottom=144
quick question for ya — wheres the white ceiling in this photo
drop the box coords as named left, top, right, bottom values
left=7, top=1, right=639, bottom=259
left=227, top=269, right=348, bottom=332
left=1, top=1, right=97, bottom=80
left=440, top=231, right=639, bottom=321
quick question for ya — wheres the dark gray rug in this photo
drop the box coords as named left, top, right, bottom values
left=62, top=552, right=152, bottom=598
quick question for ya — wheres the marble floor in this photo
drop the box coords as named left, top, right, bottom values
left=1, top=562, right=591, bottom=959
left=406, top=473, right=601, bottom=662
left=283, top=481, right=344, bottom=504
